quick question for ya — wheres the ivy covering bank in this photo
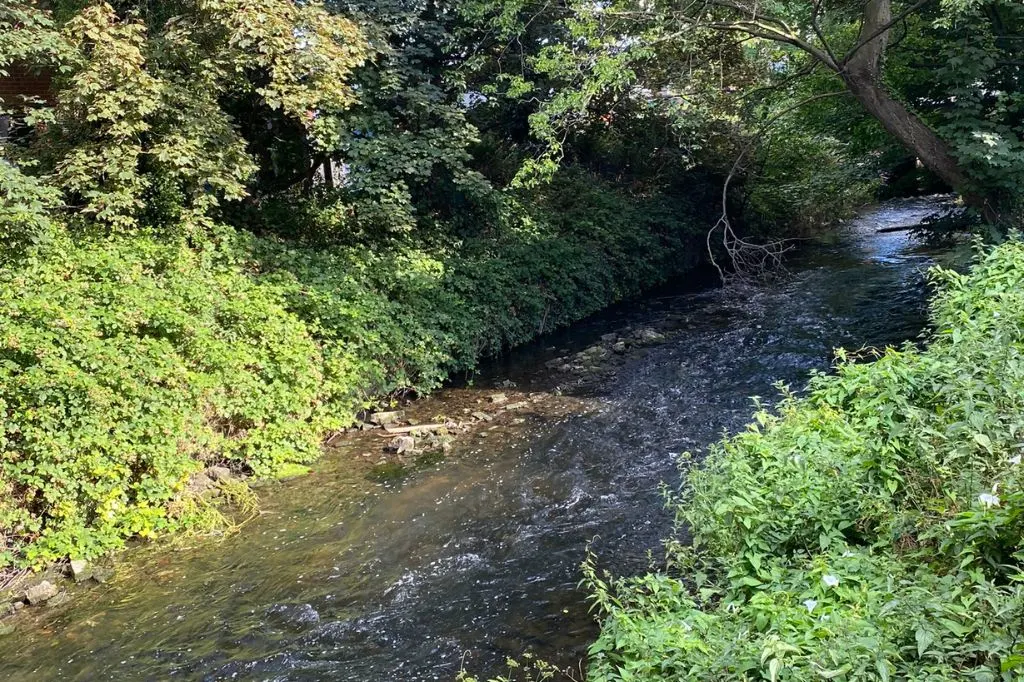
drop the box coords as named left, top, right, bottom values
left=0, top=175, right=703, bottom=568
left=583, top=240, right=1024, bottom=681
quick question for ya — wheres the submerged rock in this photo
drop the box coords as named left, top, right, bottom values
left=488, top=393, right=507, bottom=404
left=635, top=328, right=665, bottom=343
left=471, top=411, right=493, bottom=422
left=266, top=603, right=321, bottom=631
left=91, top=566, right=114, bottom=584
left=300, top=619, right=369, bottom=646
left=47, top=592, right=71, bottom=607
left=368, top=461, right=408, bottom=482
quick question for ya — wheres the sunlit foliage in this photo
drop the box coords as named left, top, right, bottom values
left=586, top=240, right=1024, bottom=680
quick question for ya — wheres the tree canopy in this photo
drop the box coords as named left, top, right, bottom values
left=461, top=0, right=1023, bottom=225
left=4, top=0, right=1020, bottom=242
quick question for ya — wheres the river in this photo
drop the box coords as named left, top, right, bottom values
left=0, top=197, right=948, bottom=681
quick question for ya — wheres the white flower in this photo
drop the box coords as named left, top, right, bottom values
left=1010, top=454, right=1021, bottom=466
left=822, top=574, right=840, bottom=588
left=802, top=599, right=818, bottom=613
left=979, top=492, right=1001, bottom=508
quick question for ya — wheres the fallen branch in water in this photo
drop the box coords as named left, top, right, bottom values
left=709, top=91, right=846, bottom=285
left=876, top=225, right=919, bottom=233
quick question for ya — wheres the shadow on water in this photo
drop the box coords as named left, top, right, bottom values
left=0, top=197, right=950, bottom=681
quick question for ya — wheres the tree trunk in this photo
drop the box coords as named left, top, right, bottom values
left=842, top=74, right=968, bottom=192
left=843, top=0, right=998, bottom=221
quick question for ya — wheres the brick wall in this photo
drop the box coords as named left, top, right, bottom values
left=0, top=64, right=53, bottom=109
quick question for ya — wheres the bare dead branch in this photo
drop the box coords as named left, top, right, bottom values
left=708, top=91, right=848, bottom=285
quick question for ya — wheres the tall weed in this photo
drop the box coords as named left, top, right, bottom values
left=587, top=240, right=1024, bottom=681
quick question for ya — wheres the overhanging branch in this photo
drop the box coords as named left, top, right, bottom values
left=708, top=90, right=848, bottom=284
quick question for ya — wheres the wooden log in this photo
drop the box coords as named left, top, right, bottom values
left=876, top=225, right=919, bottom=233
left=378, top=423, right=446, bottom=436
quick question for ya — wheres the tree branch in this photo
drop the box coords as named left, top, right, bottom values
left=810, top=0, right=840, bottom=67
left=709, top=21, right=840, bottom=72
left=708, top=90, right=848, bottom=284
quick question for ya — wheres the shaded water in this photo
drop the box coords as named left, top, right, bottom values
left=0, top=198, right=948, bottom=681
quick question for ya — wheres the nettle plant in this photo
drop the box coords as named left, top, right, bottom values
left=584, top=240, right=1024, bottom=681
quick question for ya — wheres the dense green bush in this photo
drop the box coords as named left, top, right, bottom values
left=0, top=228, right=323, bottom=565
left=585, top=239, right=1024, bottom=681
left=0, top=171, right=703, bottom=568
left=744, top=129, right=880, bottom=234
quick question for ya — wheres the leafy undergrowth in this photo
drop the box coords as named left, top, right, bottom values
left=0, top=175, right=701, bottom=568
left=584, top=240, right=1024, bottom=681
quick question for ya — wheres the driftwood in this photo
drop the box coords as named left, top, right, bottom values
left=377, top=423, right=446, bottom=436
left=876, top=225, right=918, bottom=234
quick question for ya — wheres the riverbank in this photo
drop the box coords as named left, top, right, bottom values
left=0, top=171, right=712, bottom=583
left=0, top=310, right=691, bottom=636
left=583, top=238, right=1024, bottom=680
left=0, top=304, right=698, bottom=621
left=0, top=198, right=942, bottom=679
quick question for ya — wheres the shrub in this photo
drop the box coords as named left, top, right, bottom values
left=744, top=130, right=879, bottom=235
left=0, top=228, right=328, bottom=565
left=0, top=171, right=704, bottom=568
left=586, top=239, right=1024, bottom=681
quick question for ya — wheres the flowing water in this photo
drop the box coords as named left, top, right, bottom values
left=0, top=198, right=951, bottom=681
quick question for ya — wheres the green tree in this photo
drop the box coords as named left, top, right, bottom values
left=1, top=0, right=367, bottom=232
left=465, top=0, right=1023, bottom=226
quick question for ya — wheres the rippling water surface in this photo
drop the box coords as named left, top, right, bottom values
left=0, top=198, right=949, bottom=681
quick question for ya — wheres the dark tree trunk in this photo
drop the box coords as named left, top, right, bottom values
left=842, top=75, right=967, bottom=191
left=842, top=0, right=999, bottom=221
